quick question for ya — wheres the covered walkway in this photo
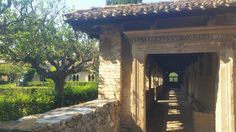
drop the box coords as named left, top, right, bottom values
left=65, top=1, right=236, bottom=131
left=146, top=53, right=218, bottom=132
left=147, top=88, right=193, bottom=132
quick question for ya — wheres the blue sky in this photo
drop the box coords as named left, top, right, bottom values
left=66, top=0, right=169, bottom=10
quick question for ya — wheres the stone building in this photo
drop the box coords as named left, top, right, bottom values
left=65, top=0, right=236, bottom=131
left=0, top=60, right=5, bottom=64
left=66, top=72, right=96, bottom=82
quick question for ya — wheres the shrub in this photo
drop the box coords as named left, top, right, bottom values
left=0, top=80, right=8, bottom=84
left=27, top=81, right=47, bottom=87
left=64, top=82, right=98, bottom=106
left=0, top=64, right=29, bottom=83
left=0, top=81, right=98, bottom=121
left=45, top=78, right=55, bottom=87
left=23, top=69, right=35, bottom=83
left=0, top=90, right=55, bottom=121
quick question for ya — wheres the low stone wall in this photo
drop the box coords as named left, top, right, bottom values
left=0, top=99, right=120, bottom=132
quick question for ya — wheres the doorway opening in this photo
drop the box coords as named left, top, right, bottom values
left=168, top=72, right=179, bottom=83
left=146, top=52, right=218, bottom=132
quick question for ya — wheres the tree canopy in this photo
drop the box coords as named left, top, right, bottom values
left=0, top=63, right=28, bottom=82
left=0, top=0, right=33, bottom=38
left=0, top=0, right=99, bottom=106
left=106, top=0, right=142, bottom=5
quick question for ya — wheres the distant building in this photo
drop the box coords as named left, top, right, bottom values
left=0, top=60, right=5, bottom=64
left=31, top=71, right=96, bottom=82
left=67, top=71, right=96, bottom=82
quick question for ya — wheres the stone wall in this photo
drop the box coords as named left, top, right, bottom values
left=98, top=25, right=122, bottom=100
left=0, top=100, right=120, bottom=132
left=183, top=53, right=218, bottom=131
left=184, top=53, right=218, bottom=113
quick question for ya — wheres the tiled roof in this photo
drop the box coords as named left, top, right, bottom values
left=65, top=0, right=236, bottom=21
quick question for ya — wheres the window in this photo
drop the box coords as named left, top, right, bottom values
left=88, top=74, right=95, bottom=82
left=88, top=75, right=91, bottom=81
left=72, top=74, right=80, bottom=81
left=169, top=72, right=179, bottom=83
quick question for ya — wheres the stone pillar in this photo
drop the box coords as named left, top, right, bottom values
left=131, top=44, right=146, bottom=132
left=216, top=49, right=235, bottom=132
left=233, top=39, right=236, bottom=131
left=98, top=25, right=122, bottom=100
left=120, top=35, right=133, bottom=131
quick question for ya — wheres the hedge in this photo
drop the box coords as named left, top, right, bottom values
left=64, top=82, right=98, bottom=106
left=0, top=82, right=98, bottom=121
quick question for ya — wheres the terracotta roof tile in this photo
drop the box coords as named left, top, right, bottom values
left=65, top=0, right=236, bottom=21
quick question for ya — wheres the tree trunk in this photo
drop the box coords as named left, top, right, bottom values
left=54, top=78, right=66, bottom=107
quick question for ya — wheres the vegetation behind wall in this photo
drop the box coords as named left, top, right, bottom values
left=0, top=82, right=98, bottom=121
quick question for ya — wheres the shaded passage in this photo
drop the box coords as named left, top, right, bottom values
left=147, top=88, right=193, bottom=132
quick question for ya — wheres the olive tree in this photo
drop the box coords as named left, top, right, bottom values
left=0, top=0, right=98, bottom=106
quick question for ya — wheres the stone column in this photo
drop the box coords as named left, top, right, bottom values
left=216, top=49, right=235, bottom=132
left=120, top=35, right=133, bottom=131
left=233, top=39, right=236, bottom=131
left=131, top=43, right=146, bottom=132
left=98, top=25, right=122, bottom=100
